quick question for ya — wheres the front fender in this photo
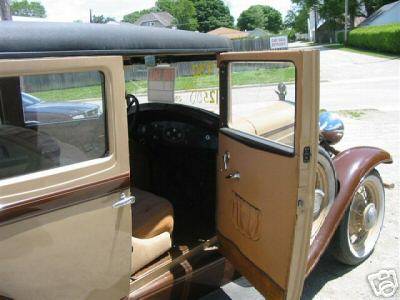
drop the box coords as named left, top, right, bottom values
left=306, top=146, right=392, bottom=276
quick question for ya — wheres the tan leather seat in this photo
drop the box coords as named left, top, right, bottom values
left=130, top=188, right=174, bottom=274
left=131, top=188, right=174, bottom=239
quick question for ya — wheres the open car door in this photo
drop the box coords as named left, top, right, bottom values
left=217, top=50, right=319, bottom=299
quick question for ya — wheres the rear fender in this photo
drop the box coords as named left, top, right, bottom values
left=306, top=146, right=392, bottom=275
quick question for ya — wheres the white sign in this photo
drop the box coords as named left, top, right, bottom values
left=148, top=66, right=175, bottom=103
left=270, top=35, right=288, bottom=50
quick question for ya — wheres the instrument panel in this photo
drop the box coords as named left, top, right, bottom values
left=135, top=120, right=217, bottom=149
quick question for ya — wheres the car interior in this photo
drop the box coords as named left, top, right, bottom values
left=127, top=101, right=220, bottom=276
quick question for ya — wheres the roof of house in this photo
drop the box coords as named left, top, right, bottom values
left=247, top=28, right=269, bottom=38
left=0, top=21, right=232, bottom=59
left=359, top=0, right=400, bottom=26
left=207, top=27, right=249, bottom=40
left=135, top=12, right=174, bottom=27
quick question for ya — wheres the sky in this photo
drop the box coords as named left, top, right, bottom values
left=39, top=0, right=293, bottom=23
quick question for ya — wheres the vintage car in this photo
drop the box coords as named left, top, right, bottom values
left=0, top=22, right=392, bottom=300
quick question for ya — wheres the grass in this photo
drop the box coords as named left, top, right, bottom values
left=31, top=67, right=295, bottom=102
left=325, top=44, right=400, bottom=59
left=339, top=110, right=366, bottom=119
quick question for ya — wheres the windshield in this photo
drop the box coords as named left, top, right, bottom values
left=124, top=60, right=219, bottom=114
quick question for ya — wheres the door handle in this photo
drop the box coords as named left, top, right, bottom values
left=226, top=172, right=240, bottom=180
left=223, top=151, right=230, bottom=170
left=113, top=193, right=135, bottom=208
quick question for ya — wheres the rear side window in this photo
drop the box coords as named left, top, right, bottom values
left=0, top=71, right=107, bottom=180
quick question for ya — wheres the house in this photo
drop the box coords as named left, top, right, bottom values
left=207, top=27, right=248, bottom=40
left=134, top=12, right=174, bottom=28
left=359, top=0, right=400, bottom=27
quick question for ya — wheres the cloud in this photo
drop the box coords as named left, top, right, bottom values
left=39, top=0, right=292, bottom=22
left=40, top=0, right=156, bottom=22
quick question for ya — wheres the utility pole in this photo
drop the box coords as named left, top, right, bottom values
left=344, top=0, right=348, bottom=44
left=89, top=9, right=93, bottom=23
left=0, top=0, right=12, bottom=21
left=314, top=4, right=318, bottom=43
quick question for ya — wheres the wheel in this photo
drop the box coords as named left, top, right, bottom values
left=310, top=146, right=336, bottom=242
left=332, top=169, right=385, bottom=265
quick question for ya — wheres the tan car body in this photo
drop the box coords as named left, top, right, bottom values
left=0, top=23, right=392, bottom=300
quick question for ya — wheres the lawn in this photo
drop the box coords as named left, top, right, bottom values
left=325, top=44, right=400, bottom=59
left=31, top=67, right=295, bottom=102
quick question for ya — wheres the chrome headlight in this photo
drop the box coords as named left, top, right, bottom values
left=319, top=112, right=344, bottom=145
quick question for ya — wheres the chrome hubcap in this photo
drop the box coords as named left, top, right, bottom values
left=363, top=203, right=377, bottom=230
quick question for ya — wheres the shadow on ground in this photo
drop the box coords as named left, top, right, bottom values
left=302, top=252, right=355, bottom=299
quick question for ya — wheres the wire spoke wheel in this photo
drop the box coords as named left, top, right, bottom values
left=311, top=147, right=336, bottom=243
left=333, top=170, right=385, bottom=265
left=347, top=174, right=384, bottom=259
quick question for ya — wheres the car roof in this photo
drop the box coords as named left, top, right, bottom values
left=0, top=22, right=233, bottom=60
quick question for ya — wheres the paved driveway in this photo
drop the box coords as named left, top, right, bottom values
left=202, top=48, right=400, bottom=299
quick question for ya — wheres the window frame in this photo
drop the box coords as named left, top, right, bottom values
left=219, top=59, right=298, bottom=157
left=0, top=56, right=129, bottom=209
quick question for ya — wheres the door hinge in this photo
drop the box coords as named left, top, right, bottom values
left=303, top=146, right=311, bottom=163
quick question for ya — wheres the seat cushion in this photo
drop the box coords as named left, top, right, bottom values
left=131, top=188, right=174, bottom=239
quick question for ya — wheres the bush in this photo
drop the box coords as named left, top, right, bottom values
left=348, top=24, right=400, bottom=54
left=337, top=31, right=344, bottom=44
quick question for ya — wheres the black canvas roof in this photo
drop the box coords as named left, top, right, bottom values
left=0, top=21, right=232, bottom=59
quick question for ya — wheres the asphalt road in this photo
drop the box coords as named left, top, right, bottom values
left=202, top=47, right=400, bottom=299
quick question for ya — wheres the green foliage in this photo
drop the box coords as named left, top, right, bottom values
left=11, top=0, right=46, bottom=18
left=348, top=24, right=400, bottom=54
left=191, top=0, right=234, bottom=32
left=237, top=5, right=282, bottom=33
left=284, top=6, right=308, bottom=33
left=337, top=31, right=344, bottom=43
left=123, top=0, right=197, bottom=30
left=363, top=0, right=396, bottom=16
left=122, top=7, right=159, bottom=23
left=237, top=5, right=265, bottom=31
left=156, top=0, right=175, bottom=13
left=171, top=0, right=198, bottom=31
left=91, top=14, right=115, bottom=24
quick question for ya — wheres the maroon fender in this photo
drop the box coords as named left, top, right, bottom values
left=306, top=146, right=392, bottom=276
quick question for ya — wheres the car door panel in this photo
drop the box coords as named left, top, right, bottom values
left=217, top=50, right=319, bottom=299
left=0, top=56, right=131, bottom=300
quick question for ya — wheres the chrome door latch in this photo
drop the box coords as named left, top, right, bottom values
left=223, top=151, right=230, bottom=170
left=113, top=193, right=135, bottom=208
left=226, top=171, right=240, bottom=180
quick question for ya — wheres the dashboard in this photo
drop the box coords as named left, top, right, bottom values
left=135, top=120, right=217, bottom=149
left=129, top=103, right=219, bottom=150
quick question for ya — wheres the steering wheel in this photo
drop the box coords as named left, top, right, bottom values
left=126, top=93, right=140, bottom=133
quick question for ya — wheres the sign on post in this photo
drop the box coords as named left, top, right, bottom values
left=148, top=66, right=175, bottom=103
left=270, top=35, right=288, bottom=50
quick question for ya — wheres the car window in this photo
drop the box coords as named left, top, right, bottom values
left=0, top=71, right=107, bottom=180
left=124, top=60, right=219, bottom=114
left=228, top=61, right=296, bottom=152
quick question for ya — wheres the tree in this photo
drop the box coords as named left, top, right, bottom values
left=91, top=14, right=115, bottom=24
left=10, top=0, right=46, bottom=18
left=156, top=0, right=175, bottom=14
left=172, top=0, right=198, bottom=30
left=237, top=5, right=282, bottom=33
left=191, top=0, right=234, bottom=32
left=284, top=6, right=308, bottom=33
left=237, top=5, right=265, bottom=31
left=0, top=0, right=12, bottom=20
left=122, top=7, right=159, bottom=24
left=155, top=0, right=198, bottom=30
left=363, top=0, right=396, bottom=16
left=262, top=5, right=283, bottom=33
